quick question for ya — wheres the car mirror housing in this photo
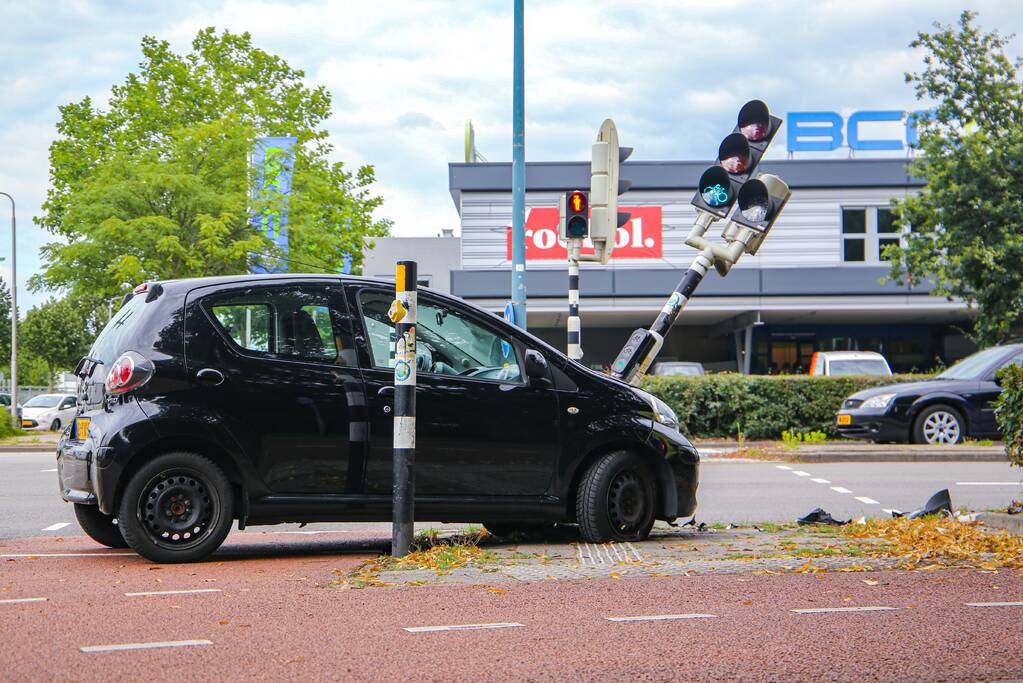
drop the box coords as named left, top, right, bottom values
left=524, top=349, right=549, bottom=381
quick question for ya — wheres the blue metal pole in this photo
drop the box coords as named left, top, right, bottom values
left=510, top=0, right=527, bottom=329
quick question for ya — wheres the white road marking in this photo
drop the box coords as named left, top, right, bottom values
left=830, top=486, right=853, bottom=494
left=625, top=542, right=644, bottom=562
left=855, top=497, right=880, bottom=505
left=775, top=465, right=792, bottom=470
left=882, top=509, right=903, bottom=516
left=80, top=640, right=213, bottom=653
left=124, top=589, right=222, bottom=597
left=0, top=597, right=47, bottom=605
left=811, top=478, right=831, bottom=484
left=0, top=552, right=135, bottom=558
left=954, top=482, right=1022, bottom=486
left=41, top=523, right=71, bottom=532
left=792, top=606, right=898, bottom=614
left=791, top=471, right=811, bottom=477
left=964, top=601, right=1023, bottom=608
left=607, top=613, right=716, bottom=622
left=39, top=468, right=57, bottom=473
left=403, top=622, right=523, bottom=633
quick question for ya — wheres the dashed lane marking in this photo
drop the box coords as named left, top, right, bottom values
left=775, top=465, right=792, bottom=470
left=0, top=598, right=47, bottom=605
left=80, top=640, right=213, bottom=653
left=792, top=606, right=898, bottom=614
left=965, top=601, right=1023, bottom=608
left=403, top=623, right=523, bottom=633
left=125, top=589, right=222, bottom=597
left=855, top=496, right=880, bottom=505
left=41, top=523, right=71, bottom=532
left=954, top=482, right=1022, bottom=486
left=0, top=553, right=135, bottom=558
left=792, top=471, right=811, bottom=477
left=607, top=614, right=717, bottom=622
left=830, top=486, right=853, bottom=494
left=882, top=509, right=903, bottom=515
left=39, top=468, right=57, bottom=473
left=811, top=478, right=831, bottom=484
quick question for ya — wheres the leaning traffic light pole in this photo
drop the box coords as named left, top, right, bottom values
left=610, top=101, right=790, bottom=384
left=559, top=119, right=632, bottom=361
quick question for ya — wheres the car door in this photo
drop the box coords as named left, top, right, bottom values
left=975, top=351, right=1023, bottom=435
left=184, top=280, right=368, bottom=494
left=349, top=285, right=561, bottom=497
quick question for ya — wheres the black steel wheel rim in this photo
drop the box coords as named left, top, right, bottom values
left=137, top=468, right=220, bottom=551
left=607, top=470, right=647, bottom=534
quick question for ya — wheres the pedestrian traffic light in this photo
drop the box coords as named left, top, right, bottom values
left=691, top=100, right=781, bottom=219
left=589, top=119, right=632, bottom=264
left=559, top=190, right=589, bottom=240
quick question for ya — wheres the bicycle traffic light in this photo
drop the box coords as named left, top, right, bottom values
left=559, top=190, right=589, bottom=241
left=691, top=100, right=781, bottom=219
left=590, top=119, right=632, bottom=264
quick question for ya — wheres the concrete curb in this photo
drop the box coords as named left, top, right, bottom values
left=793, top=449, right=1008, bottom=463
left=978, top=512, right=1023, bottom=535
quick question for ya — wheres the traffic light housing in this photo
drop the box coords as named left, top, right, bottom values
left=723, top=173, right=792, bottom=256
left=590, top=119, right=632, bottom=264
left=691, top=100, right=782, bottom=218
left=559, top=190, right=589, bottom=240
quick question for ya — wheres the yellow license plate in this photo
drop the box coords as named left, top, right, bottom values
left=21, top=420, right=31, bottom=428
left=837, top=414, right=852, bottom=425
left=76, top=417, right=90, bottom=439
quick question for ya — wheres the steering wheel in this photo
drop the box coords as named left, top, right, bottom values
left=415, top=344, right=433, bottom=372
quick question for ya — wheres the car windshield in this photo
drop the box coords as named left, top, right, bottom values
left=24, top=395, right=62, bottom=408
left=936, top=347, right=1011, bottom=380
left=828, top=359, right=891, bottom=376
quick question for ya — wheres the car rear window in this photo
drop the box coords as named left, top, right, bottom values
left=828, top=359, right=891, bottom=376
left=88, top=294, right=150, bottom=366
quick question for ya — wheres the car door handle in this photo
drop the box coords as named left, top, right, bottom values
left=196, top=368, right=225, bottom=386
left=377, top=386, right=395, bottom=398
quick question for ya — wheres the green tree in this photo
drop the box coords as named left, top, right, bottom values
left=21, top=298, right=91, bottom=389
left=34, top=28, right=390, bottom=304
left=887, top=11, right=1023, bottom=346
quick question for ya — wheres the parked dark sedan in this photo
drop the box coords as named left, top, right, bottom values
left=836, top=342, right=1023, bottom=444
left=57, top=274, right=698, bottom=563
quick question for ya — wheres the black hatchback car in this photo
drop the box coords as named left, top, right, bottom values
left=836, top=342, right=1023, bottom=444
left=57, top=274, right=698, bottom=562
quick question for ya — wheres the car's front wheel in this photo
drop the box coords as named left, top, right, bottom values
left=74, top=503, right=129, bottom=548
left=576, top=450, right=656, bottom=543
left=913, top=404, right=964, bottom=445
left=49, top=419, right=61, bottom=432
left=117, top=452, right=233, bottom=563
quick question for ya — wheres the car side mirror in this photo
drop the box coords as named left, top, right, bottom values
left=524, top=349, right=549, bottom=382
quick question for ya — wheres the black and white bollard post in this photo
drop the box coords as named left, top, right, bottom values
left=567, top=240, right=583, bottom=360
left=389, top=260, right=417, bottom=557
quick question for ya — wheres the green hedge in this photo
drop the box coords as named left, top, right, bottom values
left=995, top=365, right=1023, bottom=468
left=639, top=374, right=929, bottom=440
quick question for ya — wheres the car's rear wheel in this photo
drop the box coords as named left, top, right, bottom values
left=576, top=450, right=656, bottom=543
left=74, top=503, right=129, bottom=548
left=117, top=452, right=233, bottom=563
left=913, top=404, right=964, bottom=445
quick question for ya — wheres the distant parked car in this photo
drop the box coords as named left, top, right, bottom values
left=21, top=393, right=78, bottom=431
left=836, top=342, right=1023, bottom=444
left=651, top=362, right=705, bottom=377
left=810, top=351, right=892, bottom=377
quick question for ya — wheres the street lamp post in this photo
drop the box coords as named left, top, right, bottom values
left=0, top=192, right=15, bottom=428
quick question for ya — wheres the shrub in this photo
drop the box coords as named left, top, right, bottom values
left=994, top=364, right=1023, bottom=468
left=639, top=373, right=928, bottom=440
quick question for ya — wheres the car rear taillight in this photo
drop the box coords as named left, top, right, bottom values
left=104, top=352, right=154, bottom=394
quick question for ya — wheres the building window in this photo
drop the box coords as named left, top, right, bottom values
left=842, top=209, right=866, bottom=262
left=842, top=207, right=902, bottom=263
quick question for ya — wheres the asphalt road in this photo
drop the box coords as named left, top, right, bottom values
left=2, top=452, right=1020, bottom=540
left=2, top=533, right=1022, bottom=682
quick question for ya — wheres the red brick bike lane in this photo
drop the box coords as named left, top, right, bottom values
left=2, top=533, right=1022, bottom=682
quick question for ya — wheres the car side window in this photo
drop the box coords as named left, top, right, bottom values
left=204, top=285, right=353, bottom=365
left=997, top=353, right=1023, bottom=372
left=60, top=397, right=77, bottom=409
left=357, top=289, right=522, bottom=383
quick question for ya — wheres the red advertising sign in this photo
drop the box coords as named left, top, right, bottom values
left=505, top=206, right=663, bottom=261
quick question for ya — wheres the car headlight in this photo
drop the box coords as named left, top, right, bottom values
left=861, top=392, right=896, bottom=409
left=633, top=388, right=680, bottom=430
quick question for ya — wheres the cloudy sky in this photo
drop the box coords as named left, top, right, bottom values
left=1, top=0, right=1020, bottom=308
